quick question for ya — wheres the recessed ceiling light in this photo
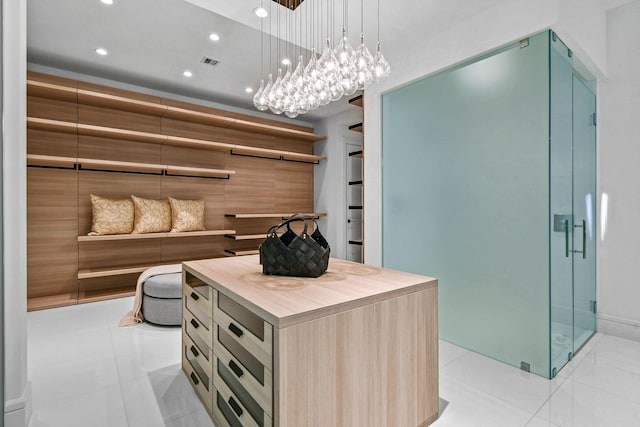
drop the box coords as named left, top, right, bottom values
left=183, top=70, right=193, bottom=78
left=281, top=58, right=291, bottom=66
left=100, top=0, right=114, bottom=4
left=245, top=87, right=254, bottom=93
left=95, top=48, right=108, bottom=56
left=253, top=7, right=268, bottom=18
left=209, top=33, right=221, bottom=42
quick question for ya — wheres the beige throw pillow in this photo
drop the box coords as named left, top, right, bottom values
left=169, top=197, right=205, bottom=232
left=89, top=194, right=134, bottom=235
left=131, top=196, right=171, bottom=234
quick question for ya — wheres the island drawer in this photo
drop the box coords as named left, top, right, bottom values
left=214, top=344, right=272, bottom=416
left=183, top=271, right=213, bottom=314
left=215, top=323, right=272, bottom=382
left=183, top=330, right=213, bottom=380
left=184, top=307, right=213, bottom=350
left=214, top=291, right=272, bottom=366
left=213, top=371, right=273, bottom=427
left=183, top=285, right=212, bottom=327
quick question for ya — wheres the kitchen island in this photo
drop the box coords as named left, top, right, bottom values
left=181, top=255, right=438, bottom=427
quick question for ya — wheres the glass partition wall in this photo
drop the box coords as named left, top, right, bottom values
left=381, top=31, right=596, bottom=378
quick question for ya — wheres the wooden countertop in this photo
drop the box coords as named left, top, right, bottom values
left=183, top=255, right=437, bottom=328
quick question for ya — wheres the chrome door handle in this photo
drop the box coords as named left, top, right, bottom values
left=573, top=219, right=586, bottom=259
left=564, top=220, right=569, bottom=258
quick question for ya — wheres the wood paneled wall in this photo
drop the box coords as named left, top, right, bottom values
left=27, top=71, right=321, bottom=311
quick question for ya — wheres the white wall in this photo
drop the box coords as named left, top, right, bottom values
left=314, top=107, right=363, bottom=260
left=597, top=0, right=640, bottom=340
left=362, top=0, right=607, bottom=266
left=3, top=0, right=30, bottom=425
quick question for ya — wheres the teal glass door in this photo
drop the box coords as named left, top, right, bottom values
left=572, top=75, right=597, bottom=351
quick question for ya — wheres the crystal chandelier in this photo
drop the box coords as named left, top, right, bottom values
left=253, top=0, right=390, bottom=117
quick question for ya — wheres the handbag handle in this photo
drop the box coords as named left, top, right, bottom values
left=266, top=216, right=315, bottom=237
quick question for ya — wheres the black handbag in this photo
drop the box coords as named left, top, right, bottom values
left=259, top=216, right=330, bottom=278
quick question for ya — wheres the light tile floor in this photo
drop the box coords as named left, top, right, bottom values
left=27, top=297, right=640, bottom=427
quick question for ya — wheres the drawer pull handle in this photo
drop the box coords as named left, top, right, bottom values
left=190, top=318, right=200, bottom=329
left=190, top=345, right=200, bottom=358
left=190, top=372, right=199, bottom=386
left=228, top=396, right=243, bottom=417
left=190, top=292, right=200, bottom=301
left=228, top=360, right=244, bottom=378
left=228, top=322, right=243, bottom=338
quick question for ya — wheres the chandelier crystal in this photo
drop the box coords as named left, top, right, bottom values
left=252, top=0, right=390, bottom=115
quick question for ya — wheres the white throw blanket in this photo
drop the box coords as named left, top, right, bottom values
left=119, top=264, right=182, bottom=327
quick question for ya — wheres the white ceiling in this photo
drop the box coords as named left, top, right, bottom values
left=27, top=0, right=361, bottom=120
left=30, top=0, right=586, bottom=121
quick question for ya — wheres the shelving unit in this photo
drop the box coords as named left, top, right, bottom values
left=27, top=117, right=325, bottom=165
left=347, top=94, right=365, bottom=263
left=27, top=79, right=325, bottom=141
left=27, top=71, right=325, bottom=311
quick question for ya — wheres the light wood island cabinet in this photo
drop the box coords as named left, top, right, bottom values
left=181, top=255, right=439, bottom=427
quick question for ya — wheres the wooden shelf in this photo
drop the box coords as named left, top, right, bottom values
left=348, top=94, right=363, bottom=108
left=225, top=234, right=266, bottom=240
left=78, top=229, right=236, bottom=242
left=77, top=263, right=174, bottom=279
left=225, top=212, right=327, bottom=219
left=78, top=88, right=167, bottom=116
left=281, top=152, right=325, bottom=163
left=165, top=165, right=235, bottom=179
left=27, top=117, right=77, bottom=133
left=78, top=123, right=167, bottom=144
left=349, top=123, right=363, bottom=133
left=165, top=135, right=234, bottom=153
left=27, top=80, right=77, bottom=102
left=349, top=150, right=363, bottom=158
left=77, top=157, right=164, bottom=174
left=224, top=249, right=260, bottom=256
left=27, top=154, right=77, bottom=169
left=230, top=145, right=282, bottom=160
left=28, top=80, right=325, bottom=142
left=28, top=117, right=325, bottom=165
left=28, top=154, right=235, bottom=178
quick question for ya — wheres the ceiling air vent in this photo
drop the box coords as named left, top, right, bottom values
left=200, top=56, right=220, bottom=67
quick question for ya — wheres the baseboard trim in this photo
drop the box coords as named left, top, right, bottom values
left=598, top=313, right=640, bottom=342
left=4, top=381, right=32, bottom=427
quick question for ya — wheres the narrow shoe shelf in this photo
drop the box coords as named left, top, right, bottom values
left=26, top=154, right=77, bottom=169
left=349, top=123, right=363, bottom=133
left=348, top=94, right=363, bottom=108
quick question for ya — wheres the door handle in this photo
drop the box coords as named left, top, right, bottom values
left=564, top=220, right=569, bottom=258
left=573, top=219, right=586, bottom=259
